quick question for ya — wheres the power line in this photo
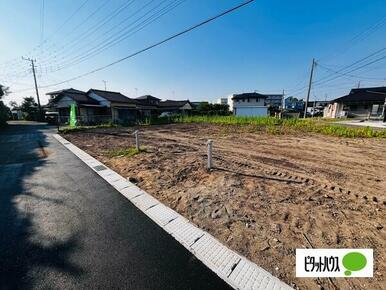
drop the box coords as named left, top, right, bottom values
left=319, top=14, right=386, bottom=62
left=50, top=0, right=185, bottom=72
left=21, top=0, right=255, bottom=90
left=287, top=47, right=386, bottom=96
left=47, top=0, right=168, bottom=69
left=313, top=54, right=386, bottom=87
left=317, top=62, right=386, bottom=80
left=40, top=0, right=45, bottom=45
left=36, top=0, right=133, bottom=67
left=39, top=0, right=91, bottom=47
left=0, top=0, right=91, bottom=70
left=314, top=47, right=386, bottom=85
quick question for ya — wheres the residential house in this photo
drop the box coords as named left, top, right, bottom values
left=229, top=92, right=268, bottom=117
left=87, top=89, right=137, bottom=123
left=265, top=94, right=284, bottom=109
left=158, top=100, right=193, bottom=115
left=215, top=98, right=228, bottom=105
left=285, top=96, right=304, bottom=112
left=135, top=95, right=193, bottom=116
left=324, top=87, right=386, bottom=119
left=135, top=95, right=160, bottom=118
left=10, top=105, right=23, bottom=120
left=47, top=88, right=196, bottom=124
left=47, top=88, right=107, bottom=124
left=191, top=101, right=208, bottom=108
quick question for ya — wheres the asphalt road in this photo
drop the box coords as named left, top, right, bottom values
left=0, top=121, right=230, bottom=289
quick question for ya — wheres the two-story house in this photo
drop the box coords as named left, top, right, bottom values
left=228, top=92, right=268, bottom=117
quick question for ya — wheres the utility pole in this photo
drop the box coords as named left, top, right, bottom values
left=282, top=89, right=285, bottom=110
left=357, top=81, right=361, bottom=88
left=102, top=80, right=107, bottom=91
left=22, top=57, right=42, bottom=119
left=383, top=96, right=386, bottom=123
left=303, top=58, right=315, bottom=118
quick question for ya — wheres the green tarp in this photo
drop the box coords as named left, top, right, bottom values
left=70, top=103, right=77, bottom=127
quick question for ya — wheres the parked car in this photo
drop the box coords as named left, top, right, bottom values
left=45, top=111, right=59, bottom=124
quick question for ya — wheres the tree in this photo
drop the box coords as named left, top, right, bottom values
left=194, top=102, right=231, bottom=116
left=0, top=84, right=10, bottom=98
left=0, top=84, right=11, bottom=126
left=20, top=97, right=39, bottom=120
left=9, top=101, right=18, bottom=109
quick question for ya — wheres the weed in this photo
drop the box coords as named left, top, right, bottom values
left=107, top=146, right=146, bottom=158
left=148, top=115, right=386, bottom=138
left=60, top=123, right=118, bottom=134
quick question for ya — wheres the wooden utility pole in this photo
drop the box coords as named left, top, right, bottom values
left=22, top=57, right=42, bottom=118
left=303, top=58, right=315, bottom=118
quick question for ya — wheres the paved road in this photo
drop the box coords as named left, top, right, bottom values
left=0, top=121, right=230, bottom=289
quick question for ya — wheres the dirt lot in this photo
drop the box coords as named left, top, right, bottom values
left=63, top=123, right=385, bottom=289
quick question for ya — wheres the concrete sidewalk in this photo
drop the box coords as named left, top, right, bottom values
left=0, top=122, right=230, bottom=289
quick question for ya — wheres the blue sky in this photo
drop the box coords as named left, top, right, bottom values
left=1, top=0, right=386, bottom=105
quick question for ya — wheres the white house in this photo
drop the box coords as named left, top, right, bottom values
left=215, top=98, right=228, bottom=105
left=228, top=92, right=268, bottom=117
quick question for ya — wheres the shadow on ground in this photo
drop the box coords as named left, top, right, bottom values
left=0, top=122, right=83, bottom=289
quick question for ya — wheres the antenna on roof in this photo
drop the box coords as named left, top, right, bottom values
left=102, top=80, right=107, bottom=91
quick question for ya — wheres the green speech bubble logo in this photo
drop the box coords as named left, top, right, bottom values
left=342, top=252, right=367, bottom=276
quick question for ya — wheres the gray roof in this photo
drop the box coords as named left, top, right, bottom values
left=232, top=92, right=267, bottom=100
left=136, top=95, right=160, bottom=101
left=88, top=89, right=136, bottom=104
left=333, top=87, right=386, bottom=103
left=48, top=88, right=98, bottom=105
left=157, top=100, right=192, bottom=110
left=46, top=88, right=85, bottom=95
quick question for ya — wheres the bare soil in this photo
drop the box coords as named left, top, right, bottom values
left=63, top=123, right=386, bottom=290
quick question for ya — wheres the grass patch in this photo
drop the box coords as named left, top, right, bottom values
left=148, top=115, right=386, bottom=138
left=60, top=123, right=118, bottom=134
left=107, top=146, right=146, bottom=158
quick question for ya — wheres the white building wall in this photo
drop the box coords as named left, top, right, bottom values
left=230, top=95, right=268, bottom=117
left=233, top=98, right=265, bottom=107
left=234, top=107, right=268, bottom=117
